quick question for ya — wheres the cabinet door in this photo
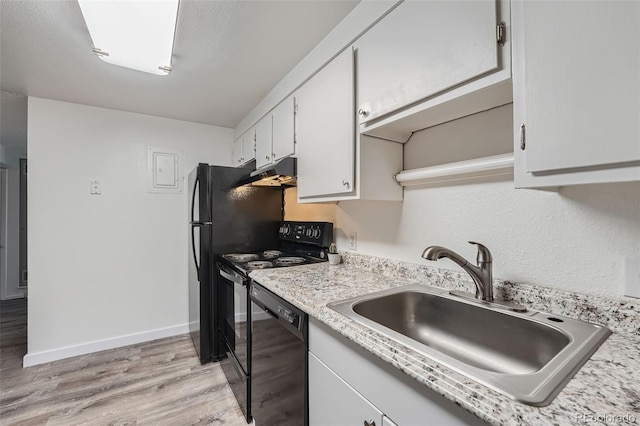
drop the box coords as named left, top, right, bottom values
left=255, top=115, right=273, bottom=169
left=272, top=95, right=296, bottom=162
left=383, top=415, right=398, bottom=426
left=309, top=352, right=383, bottom=426
left=241, top=128, right=255, bottom=165
left=356, top=0, right=499, bottom=123
left=514, top=1, right=640, bottom=178
left=296, top=48, right=355, bottom=198
left=232, top=137, right=243, bottom=167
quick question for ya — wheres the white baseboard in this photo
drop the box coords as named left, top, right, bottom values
left=23, top=323, right=190, bottom=368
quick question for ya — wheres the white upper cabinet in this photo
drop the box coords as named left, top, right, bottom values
left=253, top=96, right=296, bottom=170
left=272, top=95, right=296, bottom=162
left=231, top=137, right=243, bottom=166
left=233, top=129, right=255, bottom=167
left=355, top=0, right=508, bottom=142
left=255, top=115, right=272, bottom=169
left=513, top=0, right=640, bottom=187
left=296, top=48, right=355, bottom=199
left=242, top=128, right=255, bottom=165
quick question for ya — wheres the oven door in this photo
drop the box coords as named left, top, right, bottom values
left=217, top=261, right=251, bottom=423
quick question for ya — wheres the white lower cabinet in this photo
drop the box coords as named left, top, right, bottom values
left=309, top=353, right=383, bottom=426
left=309, top=319, right=488, bottom=426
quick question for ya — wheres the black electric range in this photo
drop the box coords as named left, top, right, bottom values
left=216, top=221, right=333, bottom=424
left=221, top=249, right=325, bottom=274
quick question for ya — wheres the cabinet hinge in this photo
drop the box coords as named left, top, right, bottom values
left=497, top=22, right=506, bottom=46
left=519, top=124, right=526, bottom=150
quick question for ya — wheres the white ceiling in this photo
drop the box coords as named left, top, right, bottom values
left=0, top=0, right=358, bottom=130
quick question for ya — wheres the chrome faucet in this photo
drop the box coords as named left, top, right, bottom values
left=422, top=241, right=494, bottom=302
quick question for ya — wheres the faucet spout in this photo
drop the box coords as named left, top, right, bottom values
left=422, top=242, right=494, bottom=302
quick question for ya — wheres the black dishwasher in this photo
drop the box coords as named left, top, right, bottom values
left=250, top=281, right=308, bottom=426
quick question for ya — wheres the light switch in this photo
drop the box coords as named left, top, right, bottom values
left=90, top=180, right=102, bottom=195
left=348, top=232, right=357, bottom=250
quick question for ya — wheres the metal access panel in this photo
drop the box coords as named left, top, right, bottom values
left=147, top=146, right=183, bottom=193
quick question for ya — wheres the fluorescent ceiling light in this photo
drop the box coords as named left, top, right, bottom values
left=78, top=0, right=179, bottom=76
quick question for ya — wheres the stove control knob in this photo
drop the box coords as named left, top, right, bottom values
left=313, top=227, right=321, bottom=239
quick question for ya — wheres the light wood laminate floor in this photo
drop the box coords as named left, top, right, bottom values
left=0, top=299, right=247, bottom=425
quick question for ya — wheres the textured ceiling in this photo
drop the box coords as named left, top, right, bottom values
left=0, top=0, right=358, bottom=129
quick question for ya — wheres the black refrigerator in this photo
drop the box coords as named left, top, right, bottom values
left=188, top=163, right=284, bottom=363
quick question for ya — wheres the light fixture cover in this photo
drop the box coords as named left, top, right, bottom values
left=78, top=0, right=179, bottom=76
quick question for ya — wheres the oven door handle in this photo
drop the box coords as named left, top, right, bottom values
left=218, top=263, right=245, bottom=285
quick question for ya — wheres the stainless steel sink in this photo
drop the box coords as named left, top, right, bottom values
left=328, top=284, right=611, bottom=406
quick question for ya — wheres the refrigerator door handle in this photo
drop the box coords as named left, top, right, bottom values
left=190, top=221, right=212, bottom=281
left=191, top=224, right=200, bottom=280
left=190, top=173, right=199, bottom=223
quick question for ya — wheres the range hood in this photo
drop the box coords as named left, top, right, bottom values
left=237, top=157, right=297, bottom=187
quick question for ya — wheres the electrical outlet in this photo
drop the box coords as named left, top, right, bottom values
left=90, top=180, right=102, bottom=195
left=624, top=257, right=640, bottom=298
left=348, top=232, right=357, bottom=251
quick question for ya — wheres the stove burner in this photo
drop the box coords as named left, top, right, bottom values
left=274, top=256, right=306, bottom=266
left=245, top=261, right=274, bottom=269
left=262, top=250, right=283, bottom=259
left=225, top=253, right=259, bottom=262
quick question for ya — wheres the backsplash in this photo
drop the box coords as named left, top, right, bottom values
left=343, top=252, right=640, bottom=337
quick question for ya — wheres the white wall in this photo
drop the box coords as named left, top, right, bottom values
left=26, top=97, right=233, bottom=363
left=336, top=108, right=640, bottom=297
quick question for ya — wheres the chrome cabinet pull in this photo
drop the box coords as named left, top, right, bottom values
left=363, top=420, right=376, bottom=426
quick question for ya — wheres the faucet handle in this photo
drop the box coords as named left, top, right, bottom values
left=468, top=241, right=492, bottom=264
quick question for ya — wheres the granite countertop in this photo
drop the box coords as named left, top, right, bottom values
left=249, top=257, right=640, bottom=426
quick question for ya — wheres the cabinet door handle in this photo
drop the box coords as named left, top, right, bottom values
left=266, top=156, right=270, bottom=160
left=342, top=180, right=350, bottom=189
left=519, top=124, right=526, bottom=150
left=364, top=420, right=376, bottom=426
left=358, top=108, right=369, bottom=117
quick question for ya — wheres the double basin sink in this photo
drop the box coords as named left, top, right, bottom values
left=328, top=284, right=611, bottom=406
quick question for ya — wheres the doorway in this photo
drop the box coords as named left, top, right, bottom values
left=0, top=162, right=26, bottom=300
left=19, top=159, right=27, bottom=288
